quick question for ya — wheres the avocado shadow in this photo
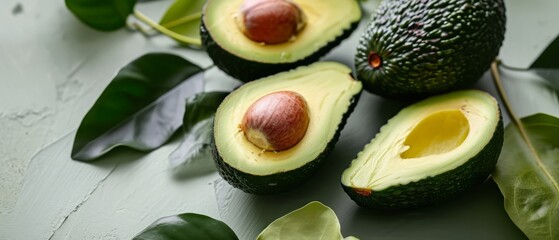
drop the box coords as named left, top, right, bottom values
left=340, top=179, right=527, bottom=240
left=215, top=91, right=412, bottom=238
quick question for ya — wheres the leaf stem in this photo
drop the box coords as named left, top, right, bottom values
left=491, top=60, right=559, bottom=193
left=498, top=61, right=529, bottom=71
left=133, top=10, right=201, bottom=46
left=128, top=22, right=157, bottom=36
left=161, top=12, right=202, bottom=29
left=490, top=60, right=521, bottom=126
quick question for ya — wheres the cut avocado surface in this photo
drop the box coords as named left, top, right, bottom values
left=212, top=62, right=362, bottom=194
left=341, top=90, right=503, bottom=209
left=355, top=0, right=506, bottom=99
left=201, top=0, right=362, bottom=81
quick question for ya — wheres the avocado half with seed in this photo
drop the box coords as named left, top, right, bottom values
left=201, top=0, right=362, bottom=82
left=341, top=90, right=503, bottom=209
left=355, top=0, right=506, bottom=99
left=212, top=62, right=362, bottom=194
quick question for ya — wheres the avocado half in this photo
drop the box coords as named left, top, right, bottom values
left=212, top=62, right=363, bottom=194
left=355, top=0, right=506, bottom=99
left=201, top=0, right=362, bottom=82
left=341, top=90, right=503, bottom=209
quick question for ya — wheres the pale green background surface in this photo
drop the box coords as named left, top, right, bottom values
left=0, top=0, right=557, bottom=239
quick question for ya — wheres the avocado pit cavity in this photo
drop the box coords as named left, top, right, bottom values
left=238, top=0, right=306, bottom=44
left=241, top=91, right=310, bottom=151
left=401, top=110, right=470, bottom=159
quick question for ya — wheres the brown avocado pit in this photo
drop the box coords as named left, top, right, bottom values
left=241, top=91, right=310, bottom=151
left=237, top=0, right=306, bottom=44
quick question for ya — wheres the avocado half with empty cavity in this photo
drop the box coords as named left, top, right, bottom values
left=212, top=62, right=362, bottom=194
left=201, top=0, right=362, bottom=82
left=341, top=90, right=504, bottom=209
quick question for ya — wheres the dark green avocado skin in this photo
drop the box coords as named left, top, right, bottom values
left=201, top=19, right=360, bottom=82
left=342, top=116, right=504, bottom=210
left=212, top=92, right=361, bottom=195
left=355, top=0, right=506, bottom=100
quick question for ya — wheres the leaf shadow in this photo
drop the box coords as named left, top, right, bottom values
left=78, top=146, right=147, bottom=170
left=163, top=128, right=217, bottom=181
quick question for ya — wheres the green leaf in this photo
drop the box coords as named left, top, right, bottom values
left=169, top=92, right=229, bottom=176
left=133, top=213, right=239, bottom=240
left=182, top=92, right=229, bottom=132
left=531, top=34, right=559, bottom=69
left=72, top=53, right=204, bottom=161
left=65, top=0, right=137, bottom=31
left=169, top=118, right=214, bottom=177
left=158, top=0, right=205, bottom=46
left=493, top=113, right=559, bottom=240
left=257, top=201, right=359, bottom=240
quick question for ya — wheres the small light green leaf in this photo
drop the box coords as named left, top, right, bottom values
left=65, top=0, right=137, bottom=31
left=257, top=201, right=358, bottom=240
left=493, top=113, right=559, bottom=240
left=133, top=213, right=238, bottom=240
left=531, top=34, right=559, bottom=69
left=72, top=53, right=204, bottom=161
left=158, top=0, right=205, bottom=46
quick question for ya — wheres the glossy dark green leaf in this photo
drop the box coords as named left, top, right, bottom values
left=169, top=92, right=229, bottom=176
left=493, top=113, right=559, bottom=240
left=531, top=34, right=559, bottom=69
left=72, top=53, right=204, bottom=161
left=158, top=0, right=205, bottom=46
left=65, top=0, right=137, bottom=31
left=133, top=213, right=239, bottom=240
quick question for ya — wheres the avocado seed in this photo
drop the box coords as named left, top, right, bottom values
left=241, top=91, right=310, bottom=151
left=238, top=0, right=306, bottom=44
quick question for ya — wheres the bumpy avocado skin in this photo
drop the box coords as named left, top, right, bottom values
left=201, top=19, right=360, bottom=82
left=212, top=93, right=361, bottom=194
left=355, top=0, right=506, bottom=99
left=342, top=116, right=504, bottom=209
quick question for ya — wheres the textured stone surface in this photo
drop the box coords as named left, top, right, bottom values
left=0, top=0, right=557, bottom=239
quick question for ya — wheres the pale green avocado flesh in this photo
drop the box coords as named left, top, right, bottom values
left=215, top=62, right=361, bottom=176
left=341, top=90, right=503, bottom=208
left=203, top=0, right=361, bottom=64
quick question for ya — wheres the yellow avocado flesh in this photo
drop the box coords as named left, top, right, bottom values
left=341, top=90, right=500, bottom=191
left=203, top=0, right=361, bottom=63
left=214, top=62, right=362, bottom=176
left=401, top=110, right=470, bottom=159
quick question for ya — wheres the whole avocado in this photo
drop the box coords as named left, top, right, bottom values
left=355, top=0, right=506, bottom=99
